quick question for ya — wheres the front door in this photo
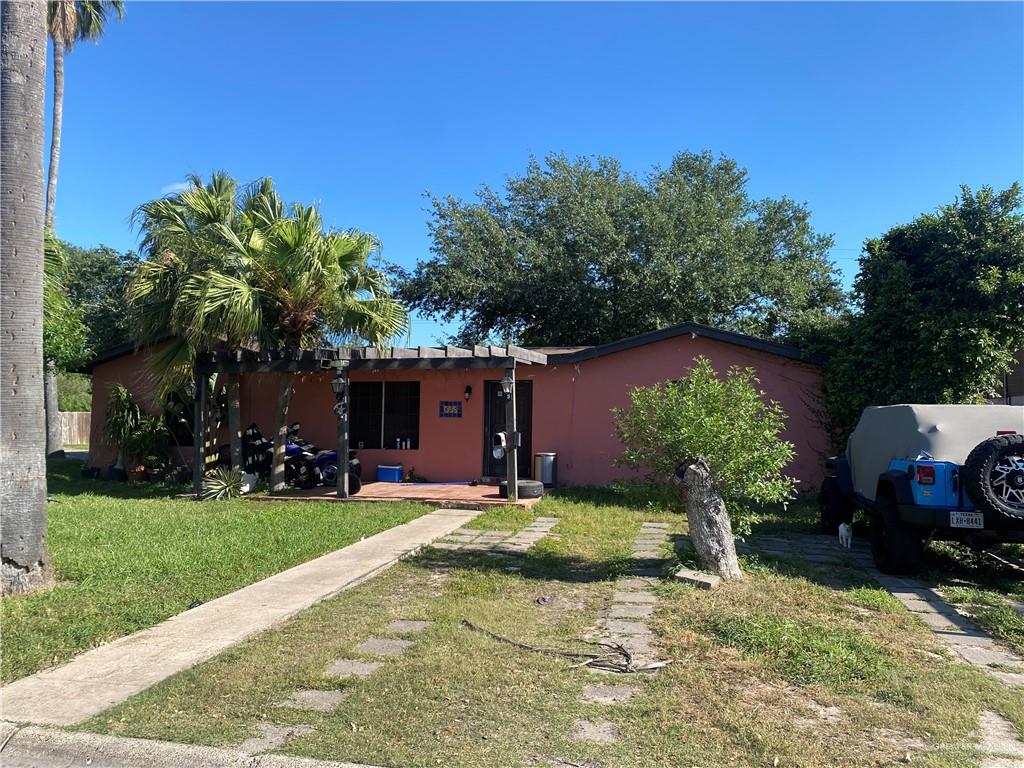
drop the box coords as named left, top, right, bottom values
left=483, top=380, right=532, bottom=479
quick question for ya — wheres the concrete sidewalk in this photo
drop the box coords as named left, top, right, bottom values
left=0, top=507, right=481, bottom=726
left=0, top=721, right=383, bottom=768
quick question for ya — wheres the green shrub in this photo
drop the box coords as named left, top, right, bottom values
left=613, top=357, right=796, bottom=523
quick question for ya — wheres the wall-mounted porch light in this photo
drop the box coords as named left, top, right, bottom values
left=500, top=371, right=514, bottom=397
left=464, top=385, right=473, bottom=401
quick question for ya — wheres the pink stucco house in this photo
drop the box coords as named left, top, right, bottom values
left=84, top=323, right=829, bottom=492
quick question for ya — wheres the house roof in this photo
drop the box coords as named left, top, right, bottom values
left=81, top=322, right=820, bottom=374
left=541, top=322, right=821, bottom=365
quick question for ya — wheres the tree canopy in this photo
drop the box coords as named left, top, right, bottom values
left=823, top=184, right=1024, bottom=441
left=61, top=242, right=138, bottom=353
left=43, top=232, right=90, bottom=370
left=128, top=172, right=409, bottom=395
left=395, top=151, right=844, bottom=346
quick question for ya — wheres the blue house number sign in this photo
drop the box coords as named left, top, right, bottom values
left=439, top=400, right=463, bottom=418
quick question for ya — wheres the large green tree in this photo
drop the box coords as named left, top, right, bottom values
left=824, top=184, right=1024, bottom=442
left=2, top=0, right=52, bottom=594
left=45, top=0, right=124, bottom=229
left=396, top=151, right=844, bottom=346
left=62, top=243, right=138, bottom=353
left=43, top=233, right=91, bottom=454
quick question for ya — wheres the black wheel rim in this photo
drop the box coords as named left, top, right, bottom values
left=991, top=452, right=1024, bottom=511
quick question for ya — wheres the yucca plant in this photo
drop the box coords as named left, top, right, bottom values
left=201, top=467, right=243, bottom=501
left=103, top=384, right=141, bottom=471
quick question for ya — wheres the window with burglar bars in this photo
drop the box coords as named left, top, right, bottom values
left=349, top=381, right=420, bottom=450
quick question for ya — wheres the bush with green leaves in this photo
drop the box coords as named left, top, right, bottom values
left=613, top=357, right=796, bottom=521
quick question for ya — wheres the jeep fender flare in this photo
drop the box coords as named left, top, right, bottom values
left=876, top=470, right=914, bottom=506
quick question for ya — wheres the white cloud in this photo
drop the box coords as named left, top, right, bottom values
left=159, top=181, right=190, bottom=195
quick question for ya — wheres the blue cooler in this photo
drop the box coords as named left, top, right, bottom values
left=376, top=464, right=403, bottom=483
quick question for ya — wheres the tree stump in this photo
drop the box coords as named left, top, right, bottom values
left=671, top=458, right=743, bottom=580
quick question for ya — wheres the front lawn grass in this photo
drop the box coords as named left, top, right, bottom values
left=0, top=459, right=427, bottom=683
left=81, top=488, right=1022, bottom=767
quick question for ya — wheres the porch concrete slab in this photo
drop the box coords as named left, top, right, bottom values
left=0, top=507, right=482, bottom=726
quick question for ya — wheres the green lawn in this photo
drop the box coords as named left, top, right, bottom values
left=1, top=459, right=427, bottom=683
left=79, top=489, right=1023, bottom=768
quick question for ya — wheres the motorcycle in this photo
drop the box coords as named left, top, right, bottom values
left=223, top=423, right=361, bottom=493
left=286, top=425, right=363, bottom=494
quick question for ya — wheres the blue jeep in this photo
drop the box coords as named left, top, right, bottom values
left=820, top=404, right=1024, bottom=574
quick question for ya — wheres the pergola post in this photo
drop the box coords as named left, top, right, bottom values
left=192, top=372, right=208, bottom=498
left=335, top=365, right=350, bottom=499
left=504, top=365, right=518, bottom=503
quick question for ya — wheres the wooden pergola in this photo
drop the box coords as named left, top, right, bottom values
left=193, top=344, right=548, bottom=501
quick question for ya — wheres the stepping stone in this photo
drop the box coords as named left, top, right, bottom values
left=640, top=522, right=669, bottom=529
left=616, top=578, right=656, bottom=590
left=324, top=658, right=382, bottom=678
left=613, top=591, right=657, bottom=604
left=387, top=620, right=431, bottom=634
left=431, top=542, right=462, bottom=551
left=673, top=568, right=721, bottom=590
left=238, top=722, right=314, bottom=754
left=602, top=619, right=650, bottom=635
left=582, top=684, right=639, bottom=704
left=609, top=604, right=654, bottom=619
left=355, top=637, right=414, bottom=657
left=278, top=689, right=348, bottom=712
left=604, top=634, right=655, bottom=659
left=571, top=719, right=621, bottom=743
left=629, top=567, right=661, bottom=577
left=633, top=550, right=663, bottom=558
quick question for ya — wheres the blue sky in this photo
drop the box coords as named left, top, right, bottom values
left=50, top=1, right=1023, bottom=345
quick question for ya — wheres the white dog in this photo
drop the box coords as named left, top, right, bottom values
left=838, top=522, right=853, bottom=549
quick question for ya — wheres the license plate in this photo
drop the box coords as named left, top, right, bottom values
left=950, top=511, right=984, bottom=529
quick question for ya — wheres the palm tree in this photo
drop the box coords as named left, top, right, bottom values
left=1, top=0, right=54, bottom=594
left=45, top=0, right=124, bottom=229
left=129, top=173, right=408, bottom=491
left=247, top=205, right=409, bottom=490
left=128, top=172, right=274, bottom=471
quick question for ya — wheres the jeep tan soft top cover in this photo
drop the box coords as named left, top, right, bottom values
left=847, top=405, right=1024, bottom=502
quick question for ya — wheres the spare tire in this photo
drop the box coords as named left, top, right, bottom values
left=499, top=479, right=545, bottom=499
left=963, top=434, right=1024, bottom=522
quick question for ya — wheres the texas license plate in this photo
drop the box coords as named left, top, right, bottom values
left=950, top=511, right=984, bottom=529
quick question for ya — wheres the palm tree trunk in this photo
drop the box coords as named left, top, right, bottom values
left=270, top=373, right=293, bottom=492
left=45, top=360, right=65, bottom=456
left=227, top=374, right=242, bottom=471
left=44, top=39, right=64, bottom=230
left=1, top=0, right=54, bottom=595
